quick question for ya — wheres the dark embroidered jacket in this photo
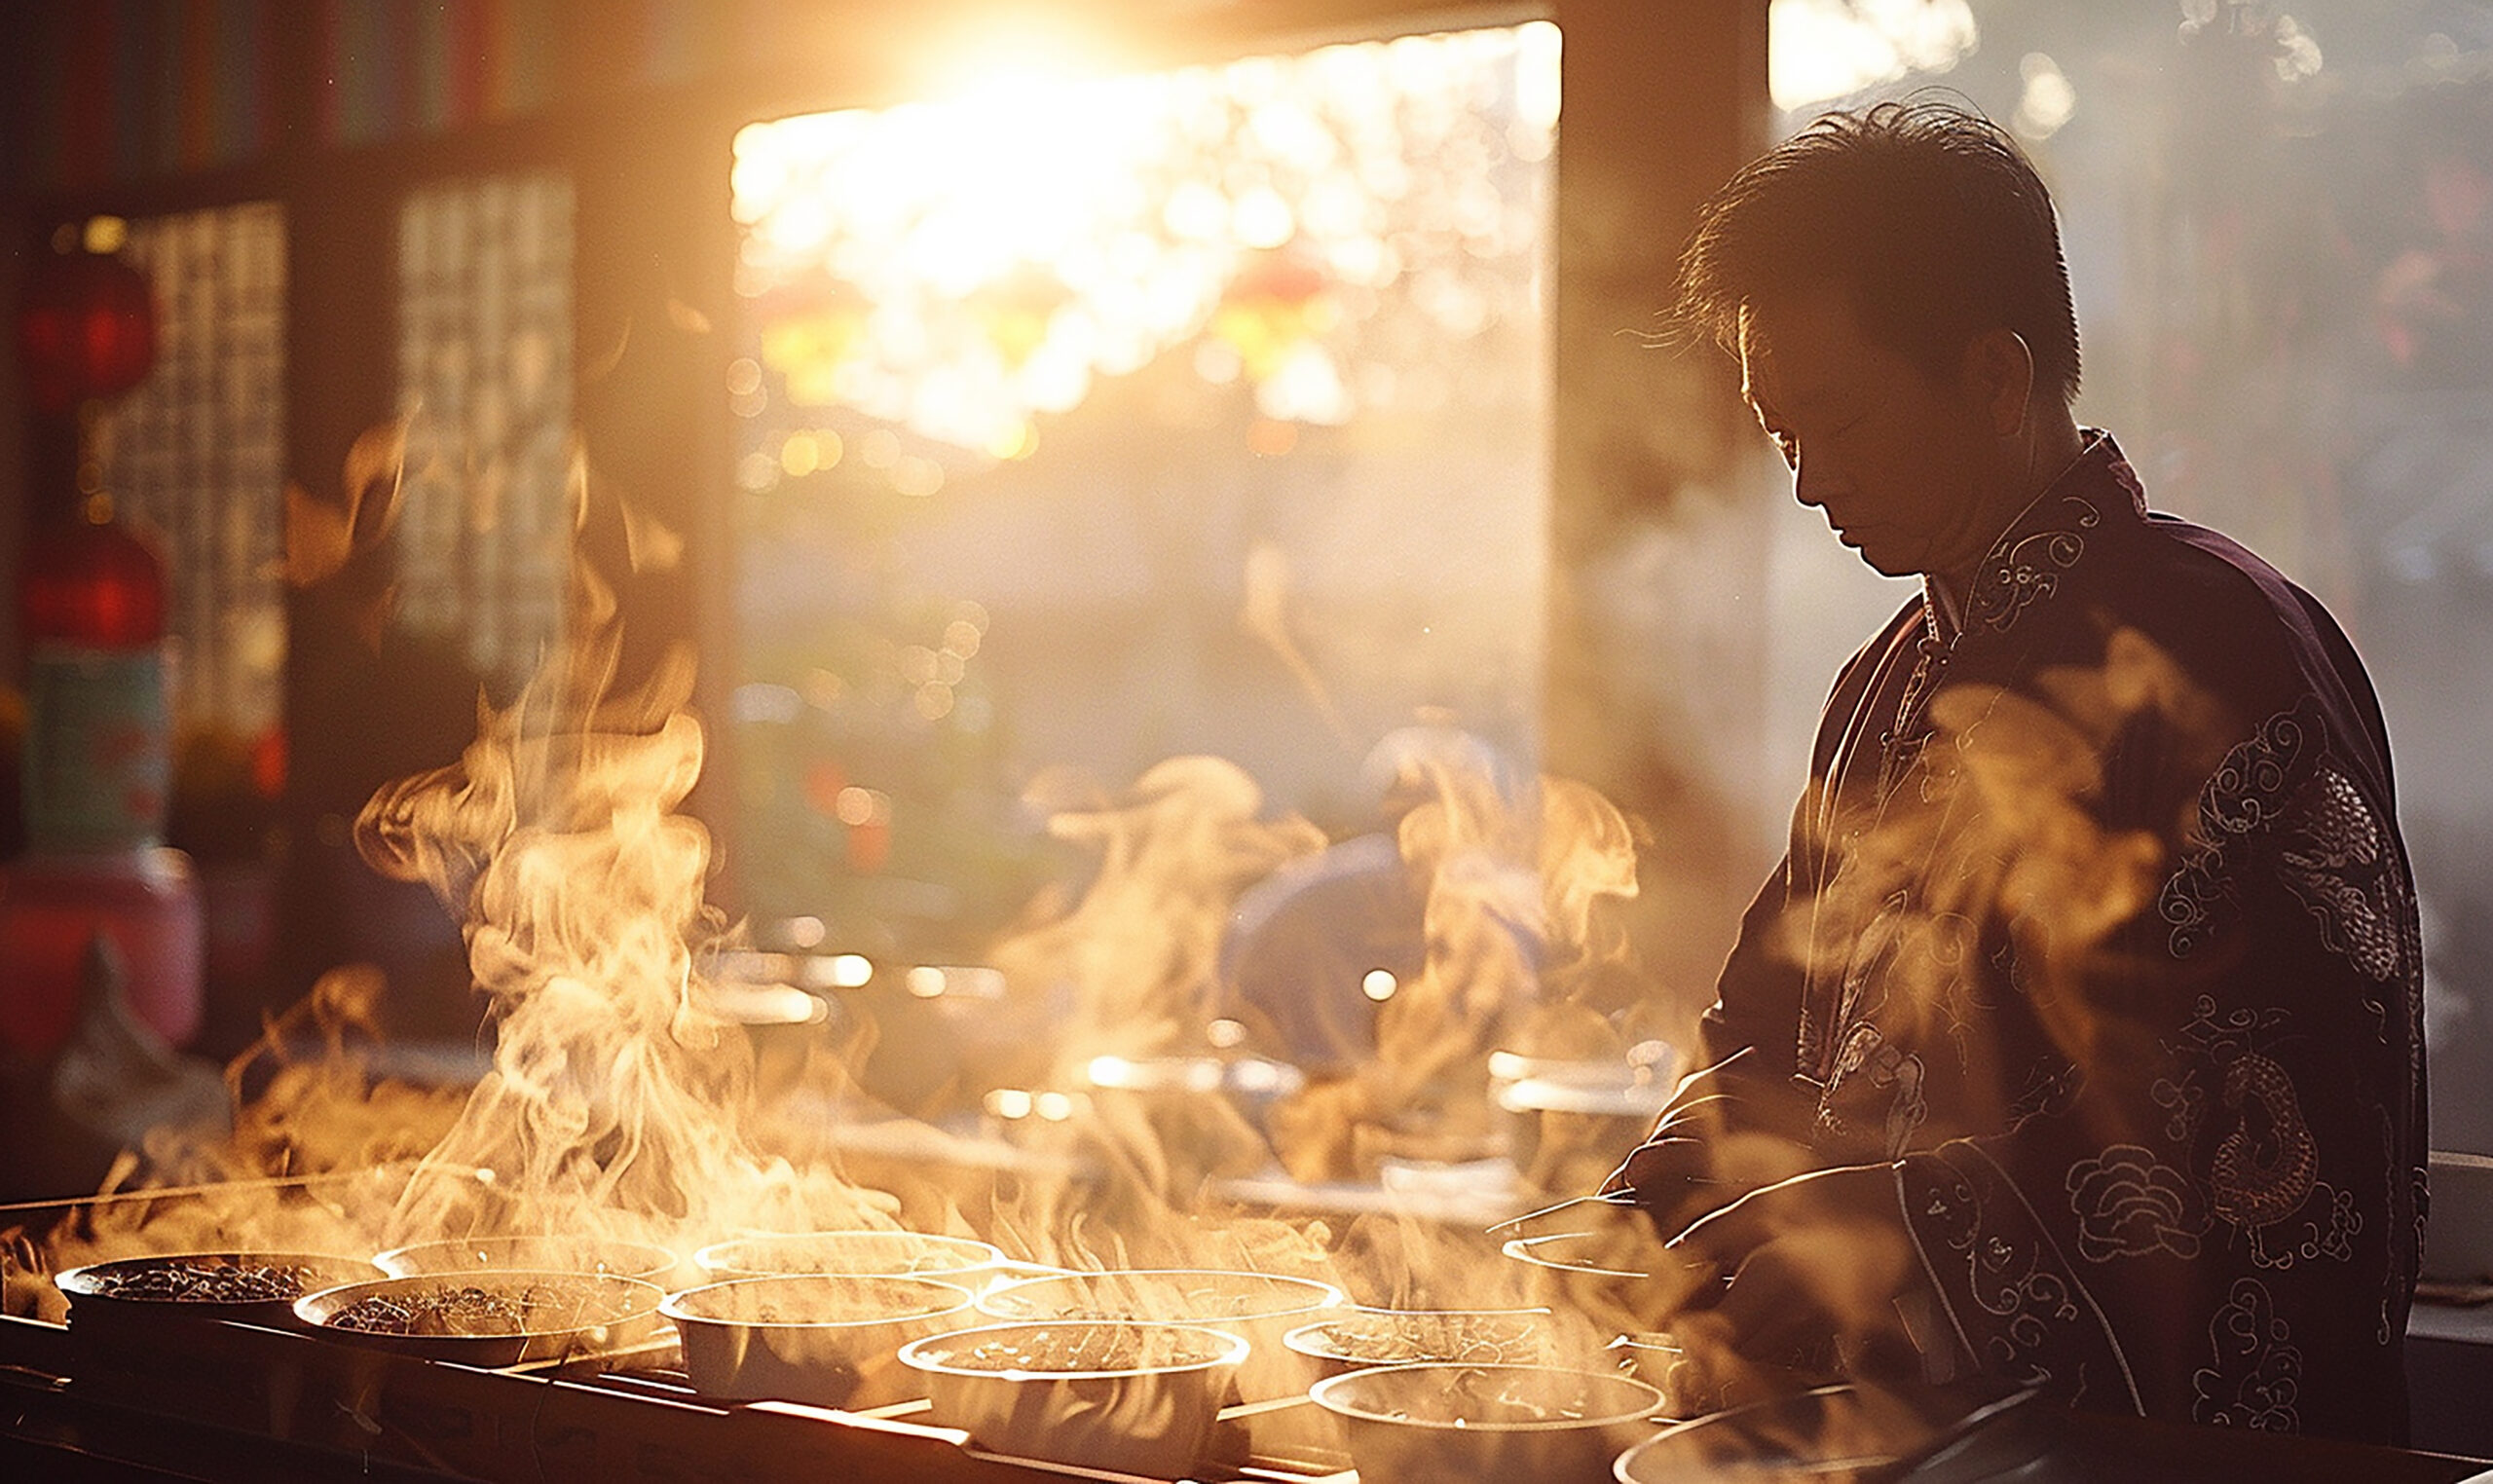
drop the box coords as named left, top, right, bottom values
left=1610, top=432, right=2426, bottom=1445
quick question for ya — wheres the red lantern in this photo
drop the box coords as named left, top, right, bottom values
left=18, top=244, right=158, bottom=414
left=21, top=508, right=169, bottom=649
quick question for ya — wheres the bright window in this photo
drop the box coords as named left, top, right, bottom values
left=394, top=170, right=576, bottom=701
left=728, top=23, right=1560, bottom=945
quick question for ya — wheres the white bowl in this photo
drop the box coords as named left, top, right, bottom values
left=1310, top=1361, right=1663, bottom=1484
left=663, top=1274, right=974, bottom=1408
left=899, top=1319, right=1247, bottom=1477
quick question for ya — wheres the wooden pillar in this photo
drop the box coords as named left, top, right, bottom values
left=1547, top=0, right=1771, bottom=1020
left=271, top=20, right=409, bottom=1016
left=569, top=90, right=744, bottom=905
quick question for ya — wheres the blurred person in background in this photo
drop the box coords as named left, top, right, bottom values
left=1583, top=101, right=2425, bottom=1444
left=1218, top=723, right=1528, bottom=1072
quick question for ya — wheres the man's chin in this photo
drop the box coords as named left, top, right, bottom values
left=1843, top=539, right=1924, bottom=578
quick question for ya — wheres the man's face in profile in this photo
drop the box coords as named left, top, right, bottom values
left=1738, top=284, right=2006, bottom=580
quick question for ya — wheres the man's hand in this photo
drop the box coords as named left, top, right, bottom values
left=1600, top=1049, right=1821, bottom=1233
left=1491, top=1191, right=1668, bottom=1246
left=1662, top=1163, right=1923, bottom=1375
left=1491, top=1192, right=1725, bottom=1336
left=1605, top=1129, right=1767, bottom=1239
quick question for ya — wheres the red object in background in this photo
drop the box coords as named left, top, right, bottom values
left=5, top=506, right=200, bottom=1057
left=20, top=503, right=169, bottom=648
left=0, top=850, right=204, bottom=1057
left=5, top=243, right=200, bottom=1057
left=846, top=819, right=891, bottom=873
left=1223, top=251, right=1327, bottom=308
left=250, top=726, right=287, bottom=798
left=802, top=758, right=848, bottom=817
left=19, top=501, right=174, bottom=849
left=18, top=247, right=157, bottom=414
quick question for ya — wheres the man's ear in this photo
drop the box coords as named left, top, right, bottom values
left=1962, top=327, right=2035, bottom=437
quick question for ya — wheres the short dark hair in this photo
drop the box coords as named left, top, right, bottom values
left=1672, top=99, right=2081, bottom=404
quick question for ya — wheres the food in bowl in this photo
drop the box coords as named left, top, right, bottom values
left=328, top=1282, right=534, bottom=1336
left=55, top=1251, right=383, bottom=1328
left=974, top=1267, right=1342, bottom=1400
left=295, top=1270, right=663, bottom=1365
left=1284, top=1307, right=1557, bottom=1378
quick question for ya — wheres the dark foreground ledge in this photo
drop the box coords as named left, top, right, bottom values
left=6, top=1309, right=2490, bottom=1484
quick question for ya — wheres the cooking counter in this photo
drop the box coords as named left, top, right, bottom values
left=4, top=1305, right=2486, bottom=1484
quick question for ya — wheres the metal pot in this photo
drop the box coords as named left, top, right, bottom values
left=55, top=1250, right=383, bottom=1332
left=294, top=1269, right=664, bottom=1365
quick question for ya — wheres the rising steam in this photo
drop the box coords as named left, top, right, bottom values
left=353, top=459, right=893, bottom=1249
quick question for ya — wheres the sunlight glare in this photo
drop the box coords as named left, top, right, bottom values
left=735, top=24, right=1555, bottom=454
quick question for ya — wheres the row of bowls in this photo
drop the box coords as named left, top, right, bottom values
left=53, top=1234, right=1674, bottom=1481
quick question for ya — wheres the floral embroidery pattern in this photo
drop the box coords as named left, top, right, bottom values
left=2159, top=698, right=2323, bottom=958
left=2193, top=1279, right=2303, bottom=1431
left=1900, top=1141, right=2141, bottom=1412
left=2066, top=1145, right=2211, bottom=1261
left=2177, top=995, right=2291, bottom=1060
left=1967, top=497, right=2102, bottom=634
left=2254, top=1180, right=2361, bottom=1270
left=2151, top=1074, right=2207, bottom=1144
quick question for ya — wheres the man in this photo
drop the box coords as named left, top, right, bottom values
left=1598, top=102, right=2426, bottom=1444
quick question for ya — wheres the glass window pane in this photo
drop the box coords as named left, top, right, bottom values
left=394, top=170, right=576, bottom=700
left=97, top=201, right=288, bottom=742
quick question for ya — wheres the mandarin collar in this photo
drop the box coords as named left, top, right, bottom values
left=1942, top=428, right=2142, bottom=640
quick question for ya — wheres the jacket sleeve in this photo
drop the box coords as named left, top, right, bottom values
left=1888, top=685, right=2425, bottom=1444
